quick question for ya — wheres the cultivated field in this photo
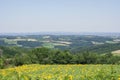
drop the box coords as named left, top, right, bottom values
left=112, top=50, right=120, bottom=56
left=0, top=64, right=120, bottom=80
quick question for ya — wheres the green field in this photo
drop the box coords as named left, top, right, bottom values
left=112, top=50, right=120, bottom=56
left=0, top=64, right=120, bottom=80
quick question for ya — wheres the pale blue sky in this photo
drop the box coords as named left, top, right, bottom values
left=0, top=0, right=120, bottom=33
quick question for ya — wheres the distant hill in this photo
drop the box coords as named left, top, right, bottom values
left=0, top=33, right=120, bottom=54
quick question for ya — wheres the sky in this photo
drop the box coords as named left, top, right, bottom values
left=0, top=0, right=120, bottom=33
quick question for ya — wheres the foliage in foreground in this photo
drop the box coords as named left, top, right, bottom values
left=0, top=64, right=120, bottom=80
left=1, top=47, right=120, bottom=68
left=13, top=47, right=120, bottom=66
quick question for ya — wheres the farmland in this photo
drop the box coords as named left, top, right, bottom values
left=112, top=50, right=120, bottom=56
left=0, top=34, right=120, bottom=80
left=0, top=64, right=120, bottom=80
left=1, top=34, right=120, bottom=53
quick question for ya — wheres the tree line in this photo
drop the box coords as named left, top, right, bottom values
left=0, top=47, right=120, bottom=68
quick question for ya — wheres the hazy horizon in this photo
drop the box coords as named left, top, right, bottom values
left=0, top=0, right=120, bottom=33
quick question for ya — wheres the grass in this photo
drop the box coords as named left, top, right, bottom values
left=42, top=42, right=55, bottom=48
left=4, top=39, right=17, bottom=45
left=112, top=50, right=120, bottom=56
left=0, top=64, right=120, bottom=80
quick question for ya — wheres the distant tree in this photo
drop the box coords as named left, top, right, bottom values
left=29, top=47, right=53, bottom=64
left=0, top=57, right=4, bottom=68
left=0, top=49, right=3, bottom=57
left=75, top=53, right=85, bottom=64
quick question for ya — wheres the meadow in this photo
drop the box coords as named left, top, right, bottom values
left=0, top=64, right=120, bottom=80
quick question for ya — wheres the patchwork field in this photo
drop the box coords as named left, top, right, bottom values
left=0, top=64, right=120, bottom=80
left=112, top=50, right=120, bottom=56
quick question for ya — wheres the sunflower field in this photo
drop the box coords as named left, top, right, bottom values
left=0, top=64, right=120, bottom=80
